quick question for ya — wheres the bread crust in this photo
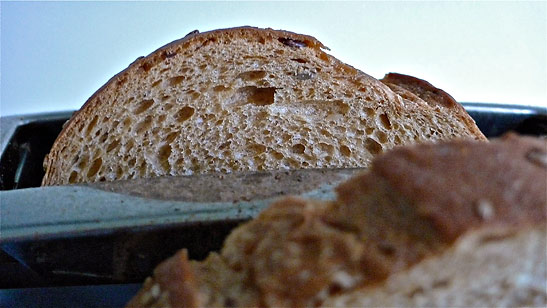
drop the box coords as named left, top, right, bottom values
left=340, top=133, right=546, bottom=240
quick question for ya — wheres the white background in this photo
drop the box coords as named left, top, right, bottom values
left=1, top=1, right=546, bottom=117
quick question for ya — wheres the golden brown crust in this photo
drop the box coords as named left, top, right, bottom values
left=341, top=132, right=547, bottom=242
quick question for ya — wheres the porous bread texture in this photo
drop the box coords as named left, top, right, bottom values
left=325, top=226, right=547, bottom=307
left=42, top=27, right=485, bottom=186
left=125, top=134, right=546, bottom=308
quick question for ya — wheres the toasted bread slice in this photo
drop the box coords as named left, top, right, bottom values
left=42, top=27, right=485, bottom=185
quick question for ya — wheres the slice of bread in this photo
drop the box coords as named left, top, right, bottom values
left=126, top=133, right=546, bottom=308
left=41, top=26, right=485, bottom=186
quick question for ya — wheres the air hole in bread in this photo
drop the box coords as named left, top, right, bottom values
left=126, top=140, right=135, bottom=152
left=180, top=66, right=191, bottom=75
left=229, top=86, right=277, bottom=107
left=191, top=158, right=202, bottom=173
left=249, top=143, right=266, bottom=154
left=136, top=115, right=153, bottom=134
left=106, top=139, right=119, bottom=153
left=175, top=106, right=195, bottom=123
left=282, top=134, right=292, bottom=142
left=111, top=120, right=120, bottom=130
left=138, top=161, right=147, bottom=176
left=205, top=113, right=216, bottom=122
left=365, top=138, right=383, bottom=155
left=320, top=129, right=332, bottom=138
left=151, top=79, right=162, bottom=88
left=237, top=70, right=266, bottom=81
left=78, top=155, right=89, bottom=169
left=287, top=157, right=300, bottom=167
left=291, top=58, right=308, bottom=63
left=174, top=158, right=184, bottom=168
left=87, top=158, right=102, bottom=178
left=319, top=142, right=334, bottom=154
left=68, top=171, right=78, bottom=184
left=213, top=85, right=229, bottom=92
left=85, top=115, right=99, bottom=136
left=168, top=76, right=186, bottom=86
left=292, top=143, right=306, bottom=154
left=186, top=90, right=200, bottom=100
left=278, top=37, right=308, bottom=48
left=335, top=100, right=350, bottom=114
left=158, top=144, right=172, bottom=172
left=340, top=145, right=351, bottom=157
left=366, top=127, right=374, bottom=134
left=364, top=107, right=375, bottom=117
left=128, top=158, right=137, bottom=168
left=164, top=132, right=178, bottom=144
left=99, top=132, right=109, bottom=143
left=379, top=113, right=392, bottom=130
left=376, top=131, right=388, bottom=144
left=135, top=99, right=154, bottom=115
left=116, top=166, right=123, bottom=178
left=219, top=141, right=231, bottom=150
left=273, top=151, right=284, bottom=160
left=163, top=102, right=174, bottom=112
